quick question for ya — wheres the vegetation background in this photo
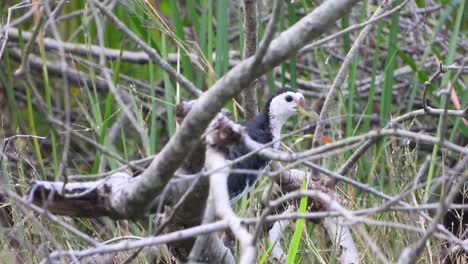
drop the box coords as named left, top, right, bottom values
left=0, top=0, right=467, bottom=263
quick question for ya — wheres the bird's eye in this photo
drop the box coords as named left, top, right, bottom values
left=285, top=95, right=293, bottom=102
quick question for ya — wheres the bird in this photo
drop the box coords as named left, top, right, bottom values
left=227, top=88, right=315, bottom=202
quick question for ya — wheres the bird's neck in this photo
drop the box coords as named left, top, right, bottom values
left=268, top=115, right=286, bottom=149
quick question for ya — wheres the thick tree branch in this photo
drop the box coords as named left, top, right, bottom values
left=104, top=0, right=359, bottom=218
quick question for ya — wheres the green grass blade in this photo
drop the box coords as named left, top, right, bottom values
left=162, top=34, right=176, bottom=136
left=1, top=49, right=20, bottom=128
left=91, top=48, right=123, bottom=173
left=149, top=41, right=160, bottom=154
left=362, top=21, right=383, bottom=134
left=348, top=1, right=366, bottom=137
left=24, top=83, right=46, bottom=178
left=37, top=34, right=59, bottom=176
left=214, top=0, right=229, bottom=77
left=258, top=242, right=274, bottom=264
left=169, top=0, right=195, bottom=83
left=380, top=1, right=401, bottom=126
left=287, top=179, right=308, bottom=264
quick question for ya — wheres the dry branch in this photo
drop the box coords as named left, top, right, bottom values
left=204, top=114, right=360, bottom=263
left=83, top=0, right=360, bottom=219
left=267, top=206, right=291, bottom=263
left=205, top=145, right=256, bottom=264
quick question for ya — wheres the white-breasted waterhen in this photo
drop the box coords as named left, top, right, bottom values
left=227, top=88, right=318, bottom=202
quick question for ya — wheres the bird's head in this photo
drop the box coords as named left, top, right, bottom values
left=265, top=88, right=317, bottom=125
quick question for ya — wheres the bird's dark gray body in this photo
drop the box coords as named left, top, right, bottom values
left=227, top=112, right=273, bottom=200
left=227, top=88, right=299, bottom=201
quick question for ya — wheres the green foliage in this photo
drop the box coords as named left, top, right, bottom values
left=286, top=180, right=308, bottom=264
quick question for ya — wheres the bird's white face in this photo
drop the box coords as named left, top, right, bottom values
left=268, top=91, right=305, bottom=149
left=268, top=91, right=305, bottom=124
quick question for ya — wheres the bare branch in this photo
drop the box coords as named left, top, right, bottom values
left=206, top=146, right=256, bottom=263
left=267, top=206, right=292, bottom=263
left=104, top=0, right=359, bottom=218
left=43, top=220, right=230, bottom=261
